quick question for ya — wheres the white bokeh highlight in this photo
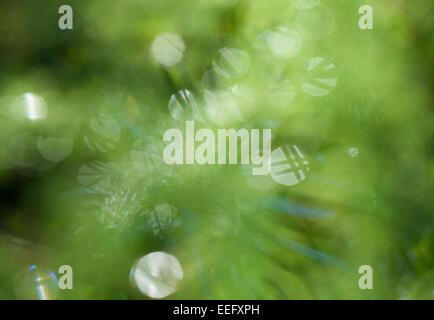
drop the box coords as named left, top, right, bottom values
left=151, top=33, right=185, bottom=67
left=131, top=251, right=183, bottom=299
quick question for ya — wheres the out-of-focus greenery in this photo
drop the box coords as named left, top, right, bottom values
left=0, top=0, right=432, bottom=299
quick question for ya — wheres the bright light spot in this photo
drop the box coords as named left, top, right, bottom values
left=77, top=160, right=111, bottom=192
left=203, top=89, right=242, bottom=125
left=84, top=115, right=120, bottom=152
left=151, top=33, right=185, bottom=67
left=168, top=90, right=203, bottom=121
left=15, top=266, right=59, bottom=300
left=301, top=57, right=338, bottom=96
left=296, top=4, right=335, bottom=41
left=131, top=251, right=183, bottom=299
left=270, top=145, right=310, bottom=186
left=37, top=137, right=73, bottom=162
left=11, top=93, right=48, bottom=121
left=267, top=27, right=302, bottom=58
left=213, top=48, right=250, bottom=79
left=348, top=147, right=360, bottom=158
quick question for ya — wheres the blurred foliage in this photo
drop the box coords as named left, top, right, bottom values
left=0, top=0, right=432, bottom=299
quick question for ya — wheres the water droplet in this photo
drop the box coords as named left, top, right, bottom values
left=270, top=145, right=310, bottom=186
left=151, top=33, right=185, bottom=67
left=131, top=252, right=183, bottom=299
left=290, top=0, right=321, bottom=10
left=84, top=115, right=121, bottom=152
left=10, top=93, right=48, bottom=121
left=213, top=48, right=250, bottom=79
left=37, top=137, right=73, bottom=162
left=301, top=57, right=337, bottom=96
left=14, top=266, right=59, bottom=300
left=296, top=4, right=335, bottom=41
left=267, top=27, right=302, bottom=58
left=348, top=146, right=360, bottom=158
left=168, top=90, right=203, bottom=121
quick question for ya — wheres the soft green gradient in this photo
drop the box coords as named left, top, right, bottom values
left=0, top=0, right=432, bottom=299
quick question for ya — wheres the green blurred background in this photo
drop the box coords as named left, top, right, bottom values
left=0, top=0, right=432, bottom=299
